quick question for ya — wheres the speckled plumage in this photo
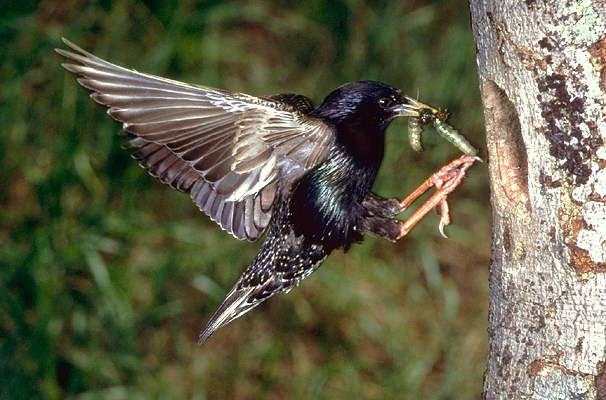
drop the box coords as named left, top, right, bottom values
left=200, top=83, right=405, bottom=342
left=56, top=39, right=423, bottom=343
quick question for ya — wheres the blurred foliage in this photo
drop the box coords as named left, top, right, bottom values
left=0, top=0, right=490, bottom=399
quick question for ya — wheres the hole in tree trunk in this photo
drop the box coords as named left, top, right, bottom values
left=482, top=80, right=530, bottom=211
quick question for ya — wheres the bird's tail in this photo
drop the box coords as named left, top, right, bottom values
left=198, top=284, right=257, bottom=344
left=198, top=231, right=330, bottom=343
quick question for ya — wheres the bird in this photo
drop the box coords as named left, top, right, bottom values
left=56, top=38, right=478, bottom=343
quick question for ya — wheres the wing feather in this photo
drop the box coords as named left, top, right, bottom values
left=57, top=38, right=334, bottom=240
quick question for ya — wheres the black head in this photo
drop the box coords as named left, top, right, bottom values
left=311, top=80, right=417, bottom=132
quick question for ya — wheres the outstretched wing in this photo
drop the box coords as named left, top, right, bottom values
left=56, top=38, right=334, bottom=241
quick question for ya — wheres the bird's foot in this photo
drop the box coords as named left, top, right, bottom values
left=396, top=155, right=480, bottom=239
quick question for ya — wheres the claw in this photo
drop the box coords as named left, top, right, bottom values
left=438, top=220, right=448, bottom=239
left=395, top=155, right=478, bottom=240
left=438, top=199, right=450, bottom=238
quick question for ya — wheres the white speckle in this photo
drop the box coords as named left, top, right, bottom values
left=577, top=229, right=606, bottom=263
left=595, top=169, right=606, bottom=197
left=576, top=201, right=606, bottom=263
left=583, top=201, right=606, bottom=229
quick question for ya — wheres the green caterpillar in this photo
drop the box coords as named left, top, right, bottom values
left=406, top=105, right=478, bottom=156
left=431, top=116, right=478, bottom=156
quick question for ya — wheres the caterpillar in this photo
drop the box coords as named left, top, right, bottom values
left=406, top=106, right=478, bottom=156
left=431, top=115, right=478, bottom=156
left=407, top=108, right=434, bottom=153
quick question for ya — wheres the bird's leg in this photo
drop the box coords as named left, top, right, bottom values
left=362, top=192, right=402, bottom=218
left=358, top=215, right=402, bottom=242
left=396, top=155, right=479, bottom=239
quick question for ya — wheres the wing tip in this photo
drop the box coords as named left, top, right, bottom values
left=60, top=62, right=79, bottom=73
left=60, top=37, right=91, bottom=57
left=61, top=37, right=74, bottom=47
left=54, top=37, right=73, bottom=55
left=54, top=47, right=67, bottom=57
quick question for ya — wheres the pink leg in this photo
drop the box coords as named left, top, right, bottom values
left=396, top=155, right=480, bottom=239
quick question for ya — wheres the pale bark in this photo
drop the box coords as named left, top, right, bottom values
left=469, top=1, right=606, bottom=399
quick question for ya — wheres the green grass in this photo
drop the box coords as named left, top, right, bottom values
left=1, top=1, right=489, bottom=399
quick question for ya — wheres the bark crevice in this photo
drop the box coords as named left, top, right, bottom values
left=483, top=80, right=529, bottom=212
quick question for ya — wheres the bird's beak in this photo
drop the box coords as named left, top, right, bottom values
left=391, top=96, right=434, bottom=118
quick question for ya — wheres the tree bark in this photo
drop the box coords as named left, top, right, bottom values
left=469, top=1, right=606, bottom=399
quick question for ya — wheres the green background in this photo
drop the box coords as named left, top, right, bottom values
left=1, top=0, right=490, bottom=398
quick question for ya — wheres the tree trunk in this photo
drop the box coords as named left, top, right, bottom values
left=469, top=1, right=606, bottom=399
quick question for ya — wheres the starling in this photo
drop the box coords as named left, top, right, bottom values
left=56, top=38, right=478, bottom=343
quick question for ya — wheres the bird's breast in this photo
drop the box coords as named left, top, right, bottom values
left=287, top=146, right=380, bottom=249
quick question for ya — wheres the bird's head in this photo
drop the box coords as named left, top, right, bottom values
left=312, top=80, right=420, bottom=132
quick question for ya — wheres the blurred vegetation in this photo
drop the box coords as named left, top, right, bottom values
left=0, top=0, right=490, bottom=399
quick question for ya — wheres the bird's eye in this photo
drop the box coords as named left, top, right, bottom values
left=378, top=97, right=391, bottom=108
